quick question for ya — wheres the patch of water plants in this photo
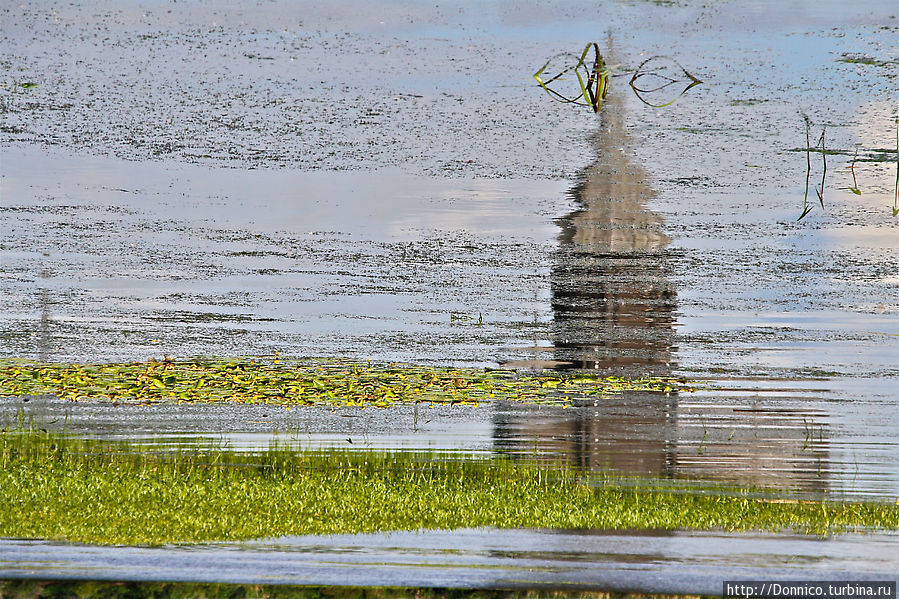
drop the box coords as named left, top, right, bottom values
left=533, top=43, right=701, bottom=111
left=0, top=357, right=694, bottom=406
left=1, top=430, right=896, bottom=546
left=795, top=114, right=899, bottom=220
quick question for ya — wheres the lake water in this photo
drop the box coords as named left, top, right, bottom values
left=1, top=0, right=897, bottom=591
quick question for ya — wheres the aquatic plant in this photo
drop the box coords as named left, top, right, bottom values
left=627, top=55, right=702, bottom=108
left=533, top=44, right=701, bottom=112
left=795, top=114, right=899, bottom=220
left=798, top=115, right=815, bottom=221
left=816, top=127, right=827, bottom=208
left=533, top=43, right=609, bottom=113
left=838, top=53, right=898, bottom=69
left=449, top=311, right=483, bottom=325
left=0, top=431, right=895, bottom=546
left=848, top=147, right=861, bottom=195
left=893, top=117, right=898, bottom=217
left=0, top=357, right=693, bottom=407
left=797, top=115, right=828, bottom=221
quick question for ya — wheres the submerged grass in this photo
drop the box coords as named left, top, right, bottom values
left=1, top=431, right=896, bottom=546
left=0, top=357, right=693, bottom=406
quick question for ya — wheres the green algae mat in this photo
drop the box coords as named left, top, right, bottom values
left=1, top=431, right=896, bottom=546
left=0, top=357, right=694, bottom=406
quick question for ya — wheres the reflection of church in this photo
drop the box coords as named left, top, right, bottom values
left=550, top=87, right=676, bottom=374
left=495, top=84, right=829, bottom=494
left=496, top=85, right=679, bottom=475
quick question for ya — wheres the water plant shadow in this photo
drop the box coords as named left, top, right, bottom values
left=798, top=114, right=827, bottom=221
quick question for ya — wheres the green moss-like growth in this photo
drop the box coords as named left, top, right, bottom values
left=0, top=357, right=693, bottom=406
left=1, top=432, right=896, bottom=546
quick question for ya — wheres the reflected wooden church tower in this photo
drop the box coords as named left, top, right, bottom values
left=495, top=84, right=679, bottom=476
left=549, top=82, right=676, bottom=373
left=495, top=79, right=830, bottom=493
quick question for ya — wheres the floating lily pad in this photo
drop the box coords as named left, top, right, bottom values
left=0, top=357, right=696, bottom=407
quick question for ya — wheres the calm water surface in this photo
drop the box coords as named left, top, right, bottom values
left=1, top=0, right=897, bottom=589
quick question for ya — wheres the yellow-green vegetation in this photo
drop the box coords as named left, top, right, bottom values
left=533, top=42, right=609, bottom=113
left=0, top=579, right=683, bottom=599
left=1, top=431, right=896, bottom=546
left=0, top=357, right=693, bottom=406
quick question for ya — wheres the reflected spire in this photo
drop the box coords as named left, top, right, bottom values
left=38, top=253, right=52, bottom=363
left=495, top=49, right=679, bottom=476
left=549, top=54, right=676, bottom=373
